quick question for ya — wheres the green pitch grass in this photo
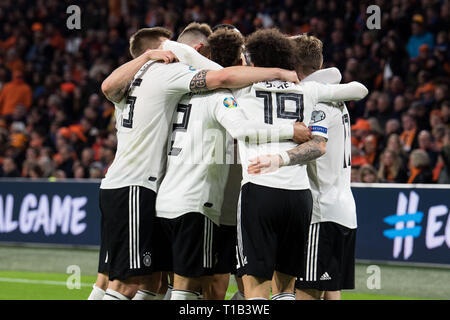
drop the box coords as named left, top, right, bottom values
left=0, top=245, right=448, bottom=300
left=0, top=270, right=417, bottom=300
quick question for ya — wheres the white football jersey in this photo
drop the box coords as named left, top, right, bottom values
left=100, top=61, right=201, bottom=191
left=156, top=89, right=293, bottom=225
left=162, top=40, right=223, bottom=71
left=304, top=71, right=357, bottom=229
left=234, top=80, right=341, bottom=190
left=156, top=90, right=236, bottom=225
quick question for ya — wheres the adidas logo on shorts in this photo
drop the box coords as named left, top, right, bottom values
left=320, top=272, right=332, bottom=281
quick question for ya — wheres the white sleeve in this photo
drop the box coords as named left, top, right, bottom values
left=162, top=40, right=223, bottom=71
left=162, top=63, right=203, bottom=94
left=304, top=67, right=342, bottom=84
left=212, top=93, right=293, bottom=143
left=309, top=103, right=332, bottom=139
left=305, top=81, right=369, bottom=105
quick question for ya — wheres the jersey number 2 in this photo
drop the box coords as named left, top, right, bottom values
left=255, top=91, right=304, bottom=124
left=168, top=103, right=192, bottom=156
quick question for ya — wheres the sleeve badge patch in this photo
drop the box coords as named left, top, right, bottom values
left=310, top=110, right=326, bottom=123
left=223, top=97, right=238, bottom=108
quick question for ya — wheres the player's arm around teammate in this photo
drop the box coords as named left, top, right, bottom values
left=101, top=49, right=179, bottom=103
left=246, top=79, right=368, bottom=174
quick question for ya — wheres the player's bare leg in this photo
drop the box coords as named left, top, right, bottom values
left=133, top=272, right=167, bottom=300
left=324, top=290, right=341, bottom=300
left=203, top=273, right=230, bottom=300
left=104, top=275, right=146, bottom=300
left=296, top=289, right=324, bottom=300
left=230, top=275, right=245, bottom=300
left=95, top=272, right=109, bottom=290
left=164, top=272, right=174, bottom=300
left=88, top=272, right=108, bottom=300
left=271, top=271, right=296, bottom=300
left=170, top=274, right=203, bottom=300
left=242, top=275, right=271, bottom=300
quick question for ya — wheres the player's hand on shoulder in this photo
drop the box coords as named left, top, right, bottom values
left=145, top=49, right=179, bottom=64
left=292, top=122, right=312, bottom=144
left=248, top=154, right=282, bottom=175
left=277, top=69, right=300, bottom=84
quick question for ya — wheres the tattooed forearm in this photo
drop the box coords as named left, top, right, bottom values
left=286, top=136, right=327, bottom=165
left=105, top=80, right=131, bottom=103
left=190, top=70, right=209, bottom=92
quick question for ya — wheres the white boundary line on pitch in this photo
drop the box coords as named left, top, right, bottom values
left=0, top=277, right=92, bottom=287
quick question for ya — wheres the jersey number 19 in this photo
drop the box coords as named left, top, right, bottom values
left=255, top=91, right=304, bottom=124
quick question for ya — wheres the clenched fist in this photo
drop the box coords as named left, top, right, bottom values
left=292, top=122, right=312, bottom=144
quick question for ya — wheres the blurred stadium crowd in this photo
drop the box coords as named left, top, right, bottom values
left=0, top=0, right=449, bottom=183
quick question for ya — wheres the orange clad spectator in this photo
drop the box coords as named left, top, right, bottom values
left=415, top=82, right=435, bottom=99
left=362, top=134, right=379, bottom=165
left=4, top=48, right=24, bottom=73
left=0, top=70, right=32, bottom=116
left=351, top=118, right=371, bottom=148
left=400, top=113, right=419, bottom=153
left=109, top=0, right=123, bottom=18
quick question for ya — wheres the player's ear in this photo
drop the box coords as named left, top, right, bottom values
left=193, top=42, right=204, bottom=53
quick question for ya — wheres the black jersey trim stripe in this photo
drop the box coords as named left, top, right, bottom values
left=313, top=224, right=320, bottom=281
left=203, top=217, right=213, bottom=268
left=306, top=223, right=320, bottom=281
left=129, top=186, right=133, bottom=269
left=306, top=224, right=312, bottom=281
left=310, top=224, right=318, bottom=281
left=133, top=186, right=137, bottom=269
left=136, top=186, right=141, bottom=269
left=203, top=217, right=208, bottom=268
left=128, top=186, right=140, bottom=270
left=208, top=219, right=213, bottom=268
left=236, top=192, right=246, bottom=268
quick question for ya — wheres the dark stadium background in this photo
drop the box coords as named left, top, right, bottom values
left=0, top=0, right=449, bottom=300
left=0, top=0, right=448, bottom=182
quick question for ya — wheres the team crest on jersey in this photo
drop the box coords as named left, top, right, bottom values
left=143, top=252, right=152, bottom=267
left=310, top=110, right=326, bottom=123
left=223, top=97, right=238, bottom=108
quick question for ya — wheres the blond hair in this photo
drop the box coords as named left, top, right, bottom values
left=178, top=22, right=213, bottom=57
left=377, top=149, right=402, bottom=181
left=291, top=34, right=323, bottom=76
left=410, top=149, right=430, bottom=168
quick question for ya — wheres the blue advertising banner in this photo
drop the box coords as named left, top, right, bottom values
left=0, top=179, right=101, bottom=246
left=353, top=183, right=450, bottom=266
left=1, top=180, right=450, bottom=267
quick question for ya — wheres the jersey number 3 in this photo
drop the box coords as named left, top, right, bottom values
left=255, top=91, right=304, bottom=124
left=122, top=78, right=142, bottom=128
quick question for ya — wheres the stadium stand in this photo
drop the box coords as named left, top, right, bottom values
left=0, top=0, right=449, bottom=183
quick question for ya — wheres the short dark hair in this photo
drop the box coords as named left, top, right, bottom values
left=129, top=27, right=173, bottom=58
left=208, top=29, right=244, bottom=67
left=245, top=28, right=297, bottom=70
left=212, top=24, right=239, bottom=32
